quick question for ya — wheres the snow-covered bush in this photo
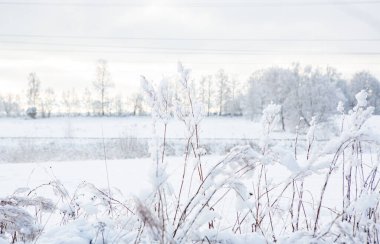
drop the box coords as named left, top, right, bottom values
left=26, top=107, right=37, bottom=119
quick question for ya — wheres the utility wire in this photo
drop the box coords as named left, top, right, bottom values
left=0, top=59, right=378, bottom=65
left=0, top=47, right=380, bottom=56
left=0, top=40, right=379, bottom=53
left=0, top=35, right=380, bottom=42
left=0, top=1, right=379, bottom=7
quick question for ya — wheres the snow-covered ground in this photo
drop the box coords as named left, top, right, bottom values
left=0, top=113, right=379, bottom=243
left=0, top=159, right=152, bottom=197
left=0, top=115, right=378, bottom=139
left=0, top=117, right=293, bottom=163
left=0, top=116, right=294, bottom=139
left=0, top=157, right=343, bottom=206
left=0, top=156, right=343, bottom=241
left=1, top=116, right=379, bottom=163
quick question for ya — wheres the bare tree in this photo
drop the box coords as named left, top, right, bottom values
left=61, top=90, right=71, bottom=116
left=114, top=94, right=124, bottom=116
left=198, top=75, right=213, bottom=116
left=130, top=92, right=144, bottom=116
left=227, top=78, right=242, bottom=115
left=26, top=72, right=41, bottom=108
left=83, top=87, right=93, bottom=116
left=61, top=89, right=78, bottom=116
left=40, top=88, right=55, bottom=118
left=215, top=69, right=230, bottom=116
left=93, top=59, right=114, bottom=116
left=70, top=88, right=80, bottom=116
left=2, top=94, right=21, bottom=117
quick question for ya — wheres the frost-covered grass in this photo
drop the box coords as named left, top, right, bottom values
left=0, top=156, right=345, bottom=243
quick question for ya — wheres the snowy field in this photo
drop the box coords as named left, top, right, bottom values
left=0, top=156, right=345, bottom=210
left=0, top=115, right=378, bottom=139
left=0, top=117, right=297, bottom=163
left=0, top=116, right=379, bottom=162
left=1, top=108, right=380, bottom=243
left=0, top=116, right=291, bottom=139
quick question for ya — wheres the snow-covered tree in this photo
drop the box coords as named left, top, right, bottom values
left=293, top=65, right=343, bottom=126
left=244, top=67, right=296, bottom=128
left=348, top=71, right=380, bottom=114
left=244, top=64, right=344, bottom=129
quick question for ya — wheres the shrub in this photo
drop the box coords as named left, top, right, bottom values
left=26, top=107, right=37, bottom=119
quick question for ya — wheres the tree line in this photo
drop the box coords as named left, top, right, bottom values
left=1, top=59, right=145, bottom=118
left=0, top=61, right=379, bottom=129
left=244, top=64, right=380, bottom=130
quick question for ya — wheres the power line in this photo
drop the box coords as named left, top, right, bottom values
left=1, top=47, right=380, bottom=56
left=0, top=34, right=380, bottom=42
left=1, top=38, right=380, bottom=56
left=1, top=40, right=379, bottom=52
left=1, top=58, right=379, bottom=66
left=0, top=1, right=379, bottom=7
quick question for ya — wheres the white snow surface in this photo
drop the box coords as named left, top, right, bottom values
left=0, top=114, right=379, bottom=243
left=0, top=116, right=293, bottom=139
left=0, top=115, right=378, bottom=139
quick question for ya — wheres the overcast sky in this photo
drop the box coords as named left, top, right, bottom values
left=0, top=0, right=380, bottom=95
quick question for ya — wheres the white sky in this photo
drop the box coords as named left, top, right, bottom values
left=0, top=0, right=380, bottom=95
